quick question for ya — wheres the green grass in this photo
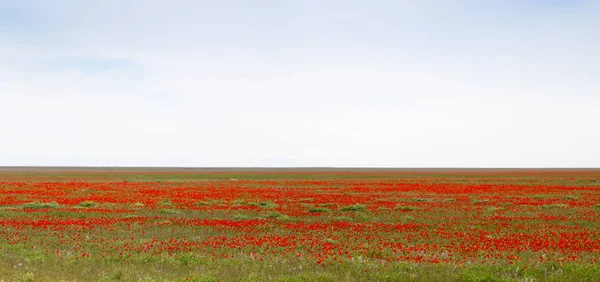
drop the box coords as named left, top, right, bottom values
left=233, top=213, right=255, bottom=220
left=264, top=212, right=283, bottom=218
left=323, top=238, right=339, bottom=245
left=339, top=204, right=366, bottom=212
left=3, top=170, right=600, bottom=187
left=196, top=200, right=226, bottom=206
left=540, top=204, right=570, bottom=209
left=21, top=202, right=59, bottom=209
left=159, top=208, right=182, bottom=214
left=308, top=207, right=329, bottom=213
left=246, top=201, right=278, bottom=209
left=157, top=200, right=173, bottom=206
left=394, top=205, right=418, bottom=211
left=0, top=255, right=598, bottom=282
left=486, top=207, right=505, bottom=212
left=77, top=201, right=97, bottom=208
left=411, top=198, right=432, bottom=202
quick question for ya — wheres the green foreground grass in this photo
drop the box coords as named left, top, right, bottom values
left=1, top=248, right=599, bottom=282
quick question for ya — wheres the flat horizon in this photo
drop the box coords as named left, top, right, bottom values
left=1, top=166, right=599, bottom=172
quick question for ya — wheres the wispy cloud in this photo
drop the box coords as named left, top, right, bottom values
left=50, top=57, right=139, bottom=73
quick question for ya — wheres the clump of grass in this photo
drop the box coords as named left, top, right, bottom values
left=324, top=238, right=339, bottom=245
left=411, top=198, right=431, bottom=203
left=540, top=204, right=569, bottom=209
left=319, top=203, right=336, bottom=207
left=260, top=201, right=279, bottom=209
left=157, top=200, right=173, bottom=206
left=159, top=209, right=181, bottom=214
left=196, top=199, right=226, bottom=206
left=593, top=203, right=600, bottom=209
left=333, top=216, right=353, bottom=221
left=231, top=199, right=246, bottom=206
left=486, top=207, right=504, bottom=212
left=177, top=252, right=208, bottom=267
left=264, top=212, right=283, bottom=218
left=22, top=202, right=59, bottom=209
left=308, top=207, right=329, bottom=213
left=402, top=215, right=415, bottom=222
left=155, top=220, right=172, bottom=225
left=562, top=195, right=578, bottom=200
left=132, top=202, right=145, bottom=208
left=77, top=201, right=97, bottom=208
left=233, top=213, right=254, bottom=220
left=471, top=199, right=489, bottom=204
left=339, top=204, right=366, bottom=212
left=247, top=201, right=278, bottom=209
left=19, top=273, right=35, bottom=282
left=355, top=212, right=372, bottom=222
left=443, top=198, right=457, bottom=202
left=394, top=205, right=418, bottom=211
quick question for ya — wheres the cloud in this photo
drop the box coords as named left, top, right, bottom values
left=0, top=0, right=599, bottom=167
left=49, top=57, right=139, bottom=73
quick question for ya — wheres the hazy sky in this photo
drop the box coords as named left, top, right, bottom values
left=1, top=0, right=599, bottom=167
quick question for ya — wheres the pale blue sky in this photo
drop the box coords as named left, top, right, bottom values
left=1, top=0, right=599, bottom=167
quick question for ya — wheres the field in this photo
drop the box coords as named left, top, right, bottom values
left=0, top=168, right=599, bottom=281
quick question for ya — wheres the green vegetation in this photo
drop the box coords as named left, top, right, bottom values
left=339, top=204, right=366, bottom=212
left=2, top=170, right=600, bottom=187
left=0, top=255, right=598, bottom=282
left=394, top=205, right=418, bottom=211
left=1, top=170, right=599, bottom=281
left=486, top=206, right=505, bottom=212
left=247, top=201, right=278, bottom=209
left=264, top=212, right=283, bottom=218
left=21, top=202, right=59, bottom=209
left=77, top=201, right=97, bottom=208
left=540, top=204, right=570, bottom=209
left=308, top=207, right=329, bottom=213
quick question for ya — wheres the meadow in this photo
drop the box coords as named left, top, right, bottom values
left=0, top=169, right=599, bottom=281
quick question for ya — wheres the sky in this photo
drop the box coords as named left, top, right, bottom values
left=0, top=0, right=599, bottom=167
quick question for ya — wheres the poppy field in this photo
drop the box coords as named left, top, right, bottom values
left=0, top=169, right=599, bottom=281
